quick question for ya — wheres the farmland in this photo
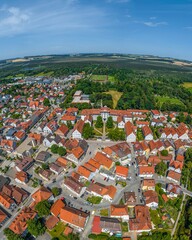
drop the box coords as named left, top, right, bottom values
left=183, top=82, right=192, bottom=92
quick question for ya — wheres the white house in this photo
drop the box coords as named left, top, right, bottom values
left=125, top=121, right=136, bottom=142
left=142, top=126, right=153, bottom=141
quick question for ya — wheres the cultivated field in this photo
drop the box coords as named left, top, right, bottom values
left=183, top=82, right=192, bottom=92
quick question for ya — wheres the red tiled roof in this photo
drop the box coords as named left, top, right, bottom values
left=32, top=186, right=52, bottom=203
left=94, top=152, right=113, bottom=169
left=60, top=206, right=88, bottom=229
left=9, top=207, right=36, bottom=235
left=116, top=166, right=129, bottom=178
left=51, top=199, right=65, bottom=217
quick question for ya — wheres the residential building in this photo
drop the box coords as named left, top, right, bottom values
left=60, top=206, right=89, bottom=231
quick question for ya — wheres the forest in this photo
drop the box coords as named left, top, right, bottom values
left=1, top=54, right=192, bottom=113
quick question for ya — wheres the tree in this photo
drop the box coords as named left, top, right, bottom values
left=51, top=144, right=59, bottom=154
left=57, top=146, right=66, bottom=156
left=176, top=112, right=185, bottom=123
left=160, top=149, right=168, bottom=156
left=43, top=98, right=51, bottom=107
left=67, top=121, right=73, bottom=130
left=82, top=123, right=94, bottom=139
left=185, top=114, right=192, bottom=125
left=27, top=218, right=46, bottom=237
left=35, top=200, right=51, bottom=217
left=155, top=161, right=167, bottom=176
left=4, top=228, right=24, bottom=240
left=95, top=116, right=103, bottom=128
left=41, top=163, right=49, bottom=170
left=51, top=187, right=60, bottom=197
left=106, top=116, right=114, bottom=129
left=108, top=128, right=125, bottom=141
left=167, top=115, right=171, bottom=122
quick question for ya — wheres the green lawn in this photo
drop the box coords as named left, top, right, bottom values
left=35, top=71, right=54, bottom=77
left=105, top=90, right=123, bottom=108
left=137, top=128, right=144, bottom=141
left=84, top=181, right=91, bottom=187
left=47, top=221, right=66, bottom=240
left=116, top=181, right=127, bottom=187
left=91, top=75, right=107, bottom=81
left=88, top=233, right=110, bottom=240
left=100, top=209, right=109, bottom=216
left=183, top=82, right=192, bottom=92
left=156, top=96, right=185, bottom=107
left=108, top=76, right=115, bottom=82
left=93, top=128, right=103, bottom=136
left=121, top=222, right=128, bottom=232
left=87, top=196, right=102, bottom=204
left=150, top=209, right=162, bottom=227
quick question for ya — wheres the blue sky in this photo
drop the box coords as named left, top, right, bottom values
left=0, top=0, right=192, bottom=60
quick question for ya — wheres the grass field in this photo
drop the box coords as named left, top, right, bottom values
left=105, top=90, right=123, bottom=108
left=91, top=75, right=107, bottom=81
left=100, top=209, right=109, bottom=216
left=91, top=74, right=115, bottom=82
left=35, top=71, right=54, bottom=77
left=183, top=82, right=192, bottom=92
left=156, top=96, right=185, bottom=107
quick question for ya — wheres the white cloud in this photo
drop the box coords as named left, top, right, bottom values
left=143, top=21, right=167, bottom=27
left=0, top=6, right=30, bottom=35
left=0, top=2, right=107, bottom=37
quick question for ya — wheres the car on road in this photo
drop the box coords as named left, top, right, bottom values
left=52, top=178, right=56, bottom=183
left=104, top=177, right=106, bottom=181
left=74, top=197, right=77, bottom=200
left=61, top=197, right=65, bottom=201
left=138, top=188, right=140, bottom=192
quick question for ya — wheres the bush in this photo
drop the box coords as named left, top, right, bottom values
left=35, top=200, right=51, bottom=217
left=51, top=187, right=60, bottom=197
left=161, top=150, right=168, bottom=156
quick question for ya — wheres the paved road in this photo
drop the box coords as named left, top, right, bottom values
left=155, top=175, right=192, bottom=197
left=171, top=193, right=186, bottom=237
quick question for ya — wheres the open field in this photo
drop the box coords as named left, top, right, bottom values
left=183, top=82, right=192, bottom=92
left=35, top=71, right=54, bottom=77
left=105, top=90, right=123, bottom=108
left=91, top=75, right=107, bottom=81
left=156, top=96, right=185, bottom=107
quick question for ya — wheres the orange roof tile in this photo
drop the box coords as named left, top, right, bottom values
left=111, top=205, right=128, bottom=216
left=32, top=186, right=52, bottom=204
left=51, top=199, right=65, bottom=217
left=9, top=207, right=36, bottom=235
left=116, top=165, right=129, bottom=178
left=77, top=166, right=91, bottom=179
left=60, top=207, right=88, bottom=229
left=94, top=152, right=113, bottom=169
